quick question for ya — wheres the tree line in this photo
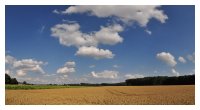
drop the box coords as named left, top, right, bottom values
left=5, top=73, right=195, bottom=86
left=66, top=82, right=126, bottom=86
left=5, top=74, right=18, bottom=84
left=125, top=75, right=195, bottom=86
left=65, top=75, right=195, bottom=86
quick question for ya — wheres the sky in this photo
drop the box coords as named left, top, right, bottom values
left=5, top=5, right=195, bottom=84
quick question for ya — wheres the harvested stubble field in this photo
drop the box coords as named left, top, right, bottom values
left=6, top=85, right=194, bottom=105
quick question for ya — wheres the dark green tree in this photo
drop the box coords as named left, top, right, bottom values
left=5, top=74, right=12, bottom=84
left=5, top=73, right=19, bottom=84
left=10, top=78, right=18, bottom=84
left=23, top=81, right=27, bottom=85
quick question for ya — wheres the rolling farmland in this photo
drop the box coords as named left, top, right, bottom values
left=5, top=85, right=194, bottom=105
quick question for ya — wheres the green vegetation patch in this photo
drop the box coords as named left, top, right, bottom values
left=5, top=84, right=86, bottom=90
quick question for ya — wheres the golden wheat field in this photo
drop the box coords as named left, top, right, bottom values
left=5, top=85, right=194, bottom=105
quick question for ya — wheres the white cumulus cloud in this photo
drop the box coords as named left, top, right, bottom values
left=91, top=70, right=118, bottom=79
left=57, top=61, right=76, bottom=74
left=156, top=52, right=177, bottom=67
left=171, top=68, right=180, bottom=76
left=13, top=59, right=45, bottom=76
left=51, top=23, right=98, bottom=47
left=51, top=23, right=123, bottom=59
left=95, top=24, right=123, bottom=45
left=57, top=67, right=75, bottom=74
left=6, top=55, right=46, bottom=76
left=52, top=6, right=169, bottom=59
left=63, top=5, right=168, bottom=27
left=16, top=70, right=27, bottom=76
left=76, top=46, right=114, bottom=59
left=178, top=56, right=186, bottom=63
left=51, top=23, right=123, bottom=47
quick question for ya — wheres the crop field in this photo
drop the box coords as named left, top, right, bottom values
left=5, top=85, right=194, bottom=105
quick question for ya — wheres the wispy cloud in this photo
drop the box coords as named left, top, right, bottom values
left=52, top=9, right=60, bottom=14
left=90, top=70, right=118, bottom=79
left=62, top=19, right=77, bottom=23
left=145, top=29, right=152, bottom=35
left=89, top=65, right=95, bottom=68
left=40, top=25, right=45, bottom=33
left=113, top=64, right=120, bottom=68
left=124, top=74, right=144, bottom=79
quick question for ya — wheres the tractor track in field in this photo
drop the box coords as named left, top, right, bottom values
left=105, top=88, right=155, bottom=96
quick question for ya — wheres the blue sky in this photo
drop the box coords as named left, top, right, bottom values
left=5, top=5, right=195, bottom=84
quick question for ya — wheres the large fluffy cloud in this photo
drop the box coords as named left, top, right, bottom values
left=5, top=55, right=46, bottom=76
left=156, top=52, right=177, bottom=67
left=57, top=61, right=76, bottom=75
left=95, top=25, right=123, bottom=45
left=62, top=5, right=168, bottom=27
left=52, top=6, right=168, bottom=59
left=90, top=70, right=118, bottom=79
left=13, top=59, right=44, bottom=68
left=51, top=23, right=97, bottom=47
left=51, top=23, right=123, bottom=47
left=76, top=46, right=114, bottom=59
left=51, top=23, right=123, bottom=59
